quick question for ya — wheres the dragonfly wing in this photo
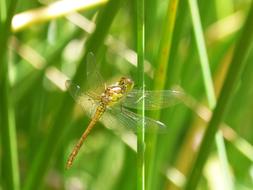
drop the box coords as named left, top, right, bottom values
left=66, top=80, right=81, bottom=100
left=84, top=52, right=105, bottom=93
left=123, top=89, right=185, bottom=110
left=104, top=107, right=168, bottom=133
left=66, top=81, right=168, bottom=133
left=66, top=80, right=97, bottom=117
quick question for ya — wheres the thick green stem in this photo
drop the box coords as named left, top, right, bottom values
left=136, top=0, right=145, bottom=189
left=146, top=1, right=179, bottom=190
left=187, top=0, right=233, bottom=189
left=0, top=0, right=20, bottom=190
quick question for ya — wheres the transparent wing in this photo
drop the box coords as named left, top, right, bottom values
left=123, top=89, right=185, bottom=110
left=104, top=107, right=168, bottom=133
left=66, top=80, right=168, bottom=133
left=65, top=80, right=98, bottom=117
left=84, top=52, right=105, bottom=94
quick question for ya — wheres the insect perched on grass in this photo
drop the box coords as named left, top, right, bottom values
left=65, top=52, right=184, bottom=169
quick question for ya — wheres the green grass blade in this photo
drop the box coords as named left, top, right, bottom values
left=153, top=0, right=179, bottom=91
left=146, top=1, right=179, bottom=190
left=0, top=67, right=20, bottom=190
left=0, top=1, right=19, bottom=190
left=185, top=2, right=253, bottom=189
left=187, top=0, right=233, bottom=189
left=215, top=131, right=233, bottom=189
left=187, top=0, right=216, bottom=109
left=136, top=0, right=145, bottom=189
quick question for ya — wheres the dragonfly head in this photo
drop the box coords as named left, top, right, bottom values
left=118, top=77, right=134, bottom=93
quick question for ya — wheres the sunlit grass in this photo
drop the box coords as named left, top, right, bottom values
left=12, top=0, right=107, bottom=32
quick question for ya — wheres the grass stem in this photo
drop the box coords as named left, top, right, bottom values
left=136, top=0, right=145, bottom=189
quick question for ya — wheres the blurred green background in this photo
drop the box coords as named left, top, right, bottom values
left=1, top=0, right=253, bottom=190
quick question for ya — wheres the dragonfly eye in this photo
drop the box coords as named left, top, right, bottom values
left=118, top=77, right=134, bottom=92
left=118, top=77, right=133, bottom=85
left=118, top=77, right=126, bottom=85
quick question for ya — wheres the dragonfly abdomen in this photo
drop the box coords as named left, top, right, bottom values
left=95, top=103, right=106, bottom=119
left=66, top=104, right=106, bottom=169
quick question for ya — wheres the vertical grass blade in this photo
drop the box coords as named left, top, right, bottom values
left=187, top=0, right=216, bottom=108
left=153, top=0, right=179, bottom=91
left=146, top=1, right=179, bottom=190
left=0, top=0, right=19, bottom=190
left=136, top=0, right=145, bottom=189
left=187, top=0, right=233, bottom=189
left=185, top=2, right=253, bottom=189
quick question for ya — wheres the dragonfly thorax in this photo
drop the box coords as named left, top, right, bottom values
left=100, top=77, right=134, bottom=106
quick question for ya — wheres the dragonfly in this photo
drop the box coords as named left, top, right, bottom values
left=65, top=52, right=184, bottom=169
